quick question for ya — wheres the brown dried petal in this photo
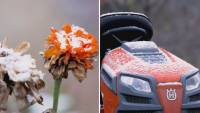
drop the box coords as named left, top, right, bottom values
left=52, top=67, right=60, bottom=79
left=50, top=65, right=57, bottom=74
left=76, top=64, right=85, bottom=71
left=49, top=55, right=56, bottom=64
left=89, top=51, right=98, bottom=57
left=2, top=37, right=8, bottom=49
left=13, top=83, right=27, bottom=97
left=7, top=69, right=19, bottom=82
left=57, top=65, right=65, bottom=78
left=72, top=68, right=86, bottom=82
left=44, top=61, right=51, bottom=70
left=58, top=56, right=65, bottom=66
left=68, top=61, right=77, bottom=68
left=0, top=87, right=10, bottom=111
left=62, top=70, right=68, bottom=79
left=27, top=82, right=43, bottom=105
left=14, top=41, right=30, bottom=54
left=43, top=108, right=55, bottom=113
left=0, top=80, right=7, bottom=92
left=51, top=55, right=59, bottom=65
left=88, top=58, right=94, bottom=64
left=35, top=79, right=45, bottom=90
left=15, top=97, right=32, bottom=112
left=0, top=65, right=5, bottom=77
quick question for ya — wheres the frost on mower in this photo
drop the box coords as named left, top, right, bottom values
left=0, top=37, right=45, bottom=112
left=100, top=12, right=200, bottom=113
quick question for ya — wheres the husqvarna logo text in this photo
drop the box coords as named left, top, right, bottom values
left=166, top=88, right=177, bottom=101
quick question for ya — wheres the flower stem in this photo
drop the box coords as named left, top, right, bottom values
left=53, top=78, right=62, bottom=113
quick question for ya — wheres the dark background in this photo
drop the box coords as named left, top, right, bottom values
left=101, top=0, right=200, bottom=69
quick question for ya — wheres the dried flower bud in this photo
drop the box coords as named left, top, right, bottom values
left=41, top=24, right=99, bottom=82
left=0, top=37, right=45, bottom=112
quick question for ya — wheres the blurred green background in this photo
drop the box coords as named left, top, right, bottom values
left=0, top=0, right=99, bottom=113
left=101, top=0, right=200, bottom=69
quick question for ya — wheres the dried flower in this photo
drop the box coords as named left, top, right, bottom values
left=0, top=37, right=45, bottom=112
left=41, top=24, right=99, bottom=82
left=43, top=108, right=55, bottom=113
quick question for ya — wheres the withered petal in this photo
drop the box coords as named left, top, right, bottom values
left=72, top=68, right=86, bottom=83
left=58, top=56, right=65, bottom=66
left=7, top=69, right=19, bottom=82
left=44, top=61, right=51, bottom=70
left=57, top=65, right=65, bottom=78
left=2, top=37, right=8, bottom=49
left=62, top=70, right=68, bottom=79
left=14, top=41, right=30, bottom=54
left=43, top=108, right=55, bottom=113
left=35, top=79, right=45, bottom=90
left=0, top=80, right=7, bottom=92
left=15, top=97, right=32, bottom=112
left=68, top=61, right=77, bottom=68
left=52, top=67, right=60, bottom=79
left=76, top=64, right=85, bottom=71
left=52, top=55, right=59, bottom=65
left=89, top=51, right=98, bottom=57
left=27, top=82, right=43, bottom=105
left=13, top=83, right=27, bottom=97
left=0, top=87, right=10, bottom=111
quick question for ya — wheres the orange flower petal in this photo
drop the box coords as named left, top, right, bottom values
left=65, top=39, right=70, bottom=44
left=44, top=42, right=52, bottom=47
left=62, top=24, right=72, bottom=34
left=73, top=47, right=84, bottom=53
left=44, top=47, right=56, bottom=58
left=85, top=58, right=91, bottom=69
left=54, top=42, right=61, bottom=48
left=63, top=53, right=70, bottom=65
left=85, top=33, right=92, bottom=39
left=75, top=30, right=83, bottom=37
left=91, top=36, right=98, bottom=44
left=52, top=48, right=60, bottom=56
left=60, top=49, right=67, bottom=54
left=51, top=27, right=59, bottom=33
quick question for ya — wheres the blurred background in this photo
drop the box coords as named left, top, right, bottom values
left=101, top=0, right=200, bottom=69
left=0, top=0, right=99, bottom=113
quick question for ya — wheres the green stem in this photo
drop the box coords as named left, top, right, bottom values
left=53, top=78, right=62, bottom=113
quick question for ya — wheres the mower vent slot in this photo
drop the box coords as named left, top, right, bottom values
left=121, top=42, right=170, bottom=64
left=189, top=93, right=200, bottom=102
left=124, top=95, right=151, bottom=104
left=101, top=69, right=112, bottom=90
left=118, top=111, right=155, bottom=113
left=134, top=54, right=167, bottom=64
left=187, top=108, right=200, bottom=113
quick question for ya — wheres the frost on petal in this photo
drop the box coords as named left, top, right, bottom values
left=42, top=24, right=99, bottom=81
left=0, top=37, right=45, bottom=112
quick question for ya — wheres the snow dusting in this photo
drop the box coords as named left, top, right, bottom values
left=0, top=48, right=44, bottom=82
left=158, top=82, right=182, bottom=86
left=102, top=64, right=116, bottom=77
left=54, top=25, right=92, bottom=50
left=102, top=42, right=197, bottom=82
